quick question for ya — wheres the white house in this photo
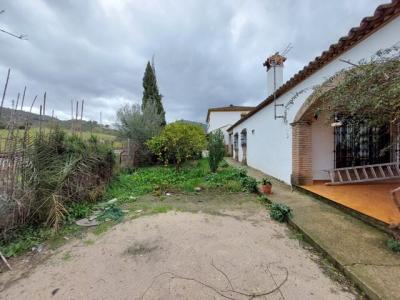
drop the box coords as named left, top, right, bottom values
left=206, top=105, right=254, bottom=152
left=227, top=1, right=400, bottom=185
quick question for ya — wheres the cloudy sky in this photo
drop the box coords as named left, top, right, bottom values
left=0, top=0, right=388, bottom=124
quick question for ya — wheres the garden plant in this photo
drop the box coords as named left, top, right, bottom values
left=208, top=129, right=225, bottom=173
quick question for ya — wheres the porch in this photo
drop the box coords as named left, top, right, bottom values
left=291, top=96, right=400, bottom=225
left=301, top=180, right=400, bottom=225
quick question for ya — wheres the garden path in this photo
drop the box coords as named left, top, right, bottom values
left=226, top=158, right=400, bottom=300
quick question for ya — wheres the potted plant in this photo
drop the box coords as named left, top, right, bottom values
left=260, top=177, right=272, bottom=195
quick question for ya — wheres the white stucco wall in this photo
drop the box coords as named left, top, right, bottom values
left=267, top=65, right=283, bottom=97
left=207, top=111, right=245, bottom=132
left=231, top=16, right=400, bottom=184
left=311, top=115, right=334, bottom=180
left=207, top=111, right=250, bottom=145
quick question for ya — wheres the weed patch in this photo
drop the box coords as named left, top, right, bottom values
left=62, top=251, right=73, bottom=261
left=289, top=231, right=305, bottom=242
left=67, top=202, right=92, bottom=220
left=83, top=239, right=95, bottom=246
left=0, top=224, right=82, bottom=257
left=150, top=205, right=173, bottom=214
left=387, top=238, right=400, bottom=253
left=0, top=227, right=51, bottom=257
left=93, top=222, right=114, bottom=236
left=258, top=195, right=272, bottom=205
left=270, top=203, right=292, bottom=223
left=105, top=159, right=254, bottom=201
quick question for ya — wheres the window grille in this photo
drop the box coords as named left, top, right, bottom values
left=240, top=130, right=247, bottom=146
left=334, top=120, right=391, bottom=168
left=234, top=134, right=239, bottom=150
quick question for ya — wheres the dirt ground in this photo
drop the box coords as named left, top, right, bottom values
left=0, top=194, right=357, bottom=299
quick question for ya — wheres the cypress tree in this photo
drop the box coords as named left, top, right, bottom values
left=142, top=61, right=166, bottom=125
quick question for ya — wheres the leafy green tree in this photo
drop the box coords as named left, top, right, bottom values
left=117, top=102, right=164, bottom=165
left=146, top=122, right=206, bottom=169
left=208, top=129, right=225, bottom=172
left=142, top=61, right=166, bottom=125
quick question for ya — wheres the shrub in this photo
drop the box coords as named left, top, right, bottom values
left=208, top=129, right=225, bottom=172
left=238, top=168, right=247, bottom=178
left=146, top=122, right=206, bottom=169
left=388, top=238, right=400, bottom=253
left=240, top=176, right=258, bottom=193
left=270, top=203, right=292, bottom=222
left=117, top=102, right=164, bottom=166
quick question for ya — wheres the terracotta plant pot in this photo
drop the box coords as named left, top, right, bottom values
left=260, top=184, right=272, bottom=195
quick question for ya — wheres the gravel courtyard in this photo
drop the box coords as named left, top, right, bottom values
left=0, top=194, right=357, bottom=299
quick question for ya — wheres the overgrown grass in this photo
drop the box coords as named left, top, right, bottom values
left=0, top=159, right=257, bottom=257
left=0, top=224, right=81, bottom=257
left=105, top=159, right=250, bottom=201
left=0, top=128, right=121, bottom=149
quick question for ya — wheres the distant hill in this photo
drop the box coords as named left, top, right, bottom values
left=0, top=107, right=53, bottom=124
left=0, top=108, right=207, bottom=136
left=0, top=107, right=118, bottom=136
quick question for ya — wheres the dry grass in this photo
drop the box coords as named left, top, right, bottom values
left=0, top=128, right=121, bottom=149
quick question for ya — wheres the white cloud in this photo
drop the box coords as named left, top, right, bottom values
left=0, top=0, right=389, bottom=124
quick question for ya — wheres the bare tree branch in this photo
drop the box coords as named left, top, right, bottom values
left=339, top=59, right=358, bottom=67
left=141, top=262, right=289, bottom=300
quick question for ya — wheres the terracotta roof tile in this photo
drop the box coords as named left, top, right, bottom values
left=206, top=105, right=255, bottom=122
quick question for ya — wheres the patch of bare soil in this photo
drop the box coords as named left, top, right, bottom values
left=0, top=204, right=356, bottom=299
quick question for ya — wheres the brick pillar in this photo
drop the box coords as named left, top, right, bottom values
left=291, top=121, right=313, bottom=185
